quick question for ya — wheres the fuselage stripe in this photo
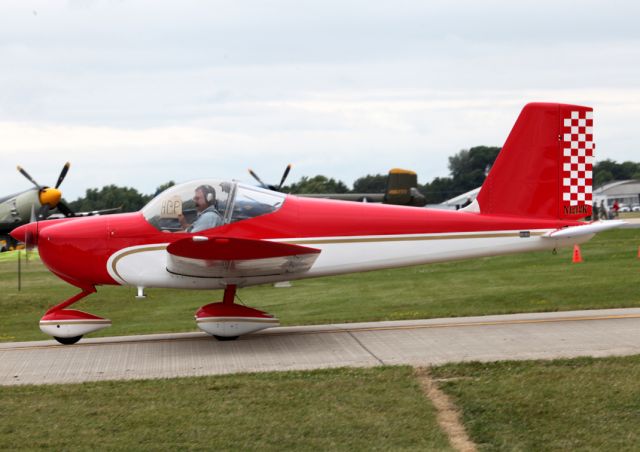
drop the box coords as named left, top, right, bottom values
left=110, top=245, right=168, bottom=283
left=107, top=230, right=550, bottom=284
left=279, top=231, right=546, bottom=245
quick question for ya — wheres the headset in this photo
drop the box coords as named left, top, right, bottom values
left=196, top=185, right=217, bottom=206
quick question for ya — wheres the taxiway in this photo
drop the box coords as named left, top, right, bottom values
left=1, top=307, right=640, bottom=386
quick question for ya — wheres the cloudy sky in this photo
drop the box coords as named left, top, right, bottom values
left=1, top=0, right=639, bottom=200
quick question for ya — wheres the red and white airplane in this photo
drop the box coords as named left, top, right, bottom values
left=11, top=103, right=624, bottom=345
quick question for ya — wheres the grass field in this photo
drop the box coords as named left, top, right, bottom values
left=0, top=228, right=638, bottom=342
left=1, top=226, right=639, bottom=450
left=1, top=357, right=640, bottom=450
left=0, top=367, right=453, bottom=451
left=432, top=355, right=640, bottom=450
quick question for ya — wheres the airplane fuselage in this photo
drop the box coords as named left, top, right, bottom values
left=0, top=189, right=39, bottom=234
left=32, top=195, right=589, bottom=292
left=7, top=102, right=607, bottom=343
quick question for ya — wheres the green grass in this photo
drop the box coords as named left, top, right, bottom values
left=0, top=249, right=37, bottom=263
left=1, top=231, right=640, bottom=450
left=0, top=366, right=452, bottom=451
left=432, top=355, right=640, bottom=451
left=0, top=229, right=638, bottom=341
left=2, top=357, right=640, bottom=451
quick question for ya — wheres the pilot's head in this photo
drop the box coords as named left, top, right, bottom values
left=194, top=185, right=216, bottom=212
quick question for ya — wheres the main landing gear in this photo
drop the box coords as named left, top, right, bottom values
left=39, top=288, right=112, bottom=345
left=40, top=284, right=278, bottom=345
left=195, top=284, right=279, bottom=341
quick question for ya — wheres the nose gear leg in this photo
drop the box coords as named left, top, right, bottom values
left=39, top=287, right=111, bottom=345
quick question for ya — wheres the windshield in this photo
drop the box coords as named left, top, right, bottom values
left=230, top=184, right=286, bottom=223
left=142, top=180, right=285, bottom=232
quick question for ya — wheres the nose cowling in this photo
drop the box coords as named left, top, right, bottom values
left=37, top=215, right=115, bottom=286
left=10, top=223, right=38, bottom=246
left=10, top=224, right=26, bottom=243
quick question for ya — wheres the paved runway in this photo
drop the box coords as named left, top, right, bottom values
left=2, top=308, right=640, bottom=386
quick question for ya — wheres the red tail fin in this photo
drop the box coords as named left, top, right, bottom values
left=475, top=103, right=593, bottom=220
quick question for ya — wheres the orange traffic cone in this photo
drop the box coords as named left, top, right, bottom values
left=572, top=244, right=583, bottom=263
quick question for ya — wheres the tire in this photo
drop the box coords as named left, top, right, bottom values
left=213, top=335, right=239, bottom=341
left=53, top=335, right=83, bottom=345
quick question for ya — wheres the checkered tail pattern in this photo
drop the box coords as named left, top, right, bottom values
left=562, top=110, right=594, bottom=209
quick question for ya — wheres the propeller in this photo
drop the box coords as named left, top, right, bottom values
left=13, top=191, right=44, bottom=290
left=248, top=164, right=292, bottom=191
left=18, top=206, right=38, bottom=290
left=16, top=165, right=42, bottom=189
left=16, top=162, right=75, bottom=219
left=29, top=204, right=37, bottom=223
left=248, top=169, right=268, bottom=189
left=55, top=161, right=70, bottom=188
left=277, top=164, right=292, bottom=191
left=24, top=205, right=37, bottom=264
left=26, top=205, right=37, bottom=249
left=56, top=201, right=74, bottom=217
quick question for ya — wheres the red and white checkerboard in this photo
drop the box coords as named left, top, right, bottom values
left=562, top=110, right=594, bottom=207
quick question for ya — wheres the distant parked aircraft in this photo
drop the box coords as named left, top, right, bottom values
left=249, top=166, right=426, bottom=206
left=1, top=163, right=118, bottom=251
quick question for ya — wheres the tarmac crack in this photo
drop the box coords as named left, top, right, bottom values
left=415, top=367, right=477, bottom=452
left=347, top=331, right=385, bottom=365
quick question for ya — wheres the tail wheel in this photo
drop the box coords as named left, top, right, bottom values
left=53, top=335, right=83, bottom=345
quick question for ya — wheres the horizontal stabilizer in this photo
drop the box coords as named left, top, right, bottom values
left=542, top=220, right=626, bottom=239
left=166, top=236, right=321, bottom=278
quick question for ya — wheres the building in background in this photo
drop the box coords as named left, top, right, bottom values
left=593, top=180, right=640, bottom=210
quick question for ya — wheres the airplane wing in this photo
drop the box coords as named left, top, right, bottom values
left=542, top=220, right=626, bottom=239
left=166, top=236, right=321, bottom=278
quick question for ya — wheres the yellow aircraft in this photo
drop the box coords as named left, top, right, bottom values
left=0, top=163, right=118, bottom=251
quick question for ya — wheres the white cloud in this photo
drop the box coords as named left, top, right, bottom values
left=0, top=1, right=639, bottom=201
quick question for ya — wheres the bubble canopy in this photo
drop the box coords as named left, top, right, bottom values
left=142, top=180, right=286, bottom=233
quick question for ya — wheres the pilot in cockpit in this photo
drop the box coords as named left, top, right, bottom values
left=179, top=185, right=223, bottom=233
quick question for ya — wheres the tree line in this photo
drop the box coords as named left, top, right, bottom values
left=66, top=149, right=640, bottom=212
left=67, top=181, right=176, bottom=213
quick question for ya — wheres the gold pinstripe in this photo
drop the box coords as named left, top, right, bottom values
left=281, top=231, right=546, bottom=246
left=110, top=245, right=168, bottom=282
left=109, top=231, right=548, bottom=280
